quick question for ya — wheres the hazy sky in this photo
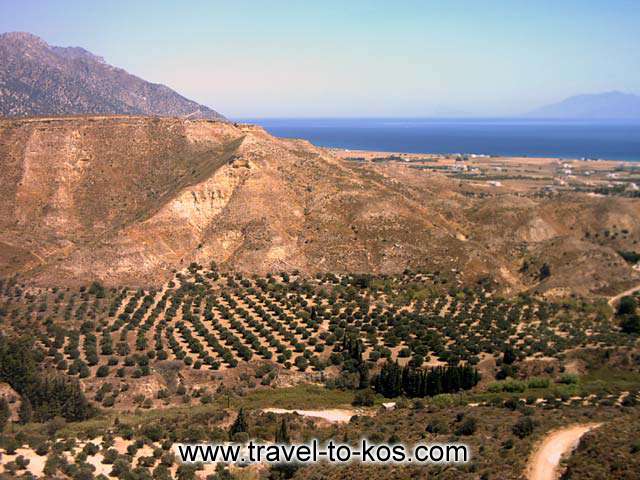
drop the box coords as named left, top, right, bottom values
left=2, top=0, right=639, bottom=117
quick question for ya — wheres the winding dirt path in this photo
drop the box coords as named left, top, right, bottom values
left=608, top=284, right=640, bottom=306
left=526, top=423, right=601, bottom=480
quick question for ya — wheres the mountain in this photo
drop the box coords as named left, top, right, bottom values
left=527, top=91, right=640, bottom=119
left=1, top=115, right=638, bottom=297
left=0, top=32, right=225, bottom=120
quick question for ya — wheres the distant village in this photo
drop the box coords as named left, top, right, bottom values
left=343, top=150, right=640, bottom=197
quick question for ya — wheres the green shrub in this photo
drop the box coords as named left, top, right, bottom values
left=489, top=379, right=527, bottom=393
left=527, top=377, right=550, bottom=389
left=426, top=417, right=449, bottom=434
left=502, top=379, right=527, bottom=393
left=352, top=389, right=375, bottom=406
left=512, top=416, right=536, bottom=438
left=557, top=373, right=578, bottom=385
left=455, top=417, right=477, bottom=436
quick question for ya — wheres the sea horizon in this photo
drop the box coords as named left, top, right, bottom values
left=237, top=117, right=640, bottom=162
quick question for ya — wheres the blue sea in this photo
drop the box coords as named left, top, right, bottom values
left=238, top=118, right=640, bottom=162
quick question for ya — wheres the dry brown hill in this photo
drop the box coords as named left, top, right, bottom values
left=1, top=115, right=639, bottom=297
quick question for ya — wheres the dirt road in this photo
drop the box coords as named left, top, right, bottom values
left=608, top=284, right=640, bottom=306
left=526, top=423, right=601, bottom=480
left=262, top=408, right=357, bottom=423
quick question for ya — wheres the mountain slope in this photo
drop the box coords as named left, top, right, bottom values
left=0, top=32, right=225, bottom=120
left=1, top=116, right=639, bottom=298
left=0, top=116, right=454, bottom=285
left=527, top=91, right=640, bottom=119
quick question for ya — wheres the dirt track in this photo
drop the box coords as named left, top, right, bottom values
left=526, top=423, right=601, bottom=480
left=608, top=284, right=640, bottom=306
left=262, top=408, right=357, bottom=423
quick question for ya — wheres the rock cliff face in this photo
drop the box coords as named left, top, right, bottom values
left=0, top=32, right=225, bottom=120
left=1, top=116, right=639, bottom=297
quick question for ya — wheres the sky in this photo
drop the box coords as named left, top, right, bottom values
left=1, top=0, right=639, bottom=118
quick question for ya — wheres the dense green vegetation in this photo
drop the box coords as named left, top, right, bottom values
left=616, top=296, right=640, bottom=334
left=0, top=266, right=639, bottom=479
left=373, top=361, right=479, bottom=398
left=1, top=386, right=637, bottom=480
left=0, top=265, right=633, bottom=386
left=0, top=335, right=93, bottom=422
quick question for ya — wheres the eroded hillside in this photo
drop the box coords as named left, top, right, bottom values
left=0, top=116, right=639, bottom=297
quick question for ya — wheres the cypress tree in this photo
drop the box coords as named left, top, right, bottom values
left=358, top=363, right=370, bottom=389
left=229, top=408, right=249, bottom=440
left=1, top=336, right=93, bottom=422
left=275, top=418, right=290, bottom=443
left=503, top=345, right=517, bottom=365
left=374, top=361, right=480, bottom=398
left=0, top=397, right=9, bottom=432
left=18, top=396, right=32, bottom=425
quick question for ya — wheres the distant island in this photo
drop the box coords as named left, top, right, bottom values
left=526, top=91, right=640, bottom=119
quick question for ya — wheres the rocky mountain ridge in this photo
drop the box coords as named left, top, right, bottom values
left=0, top=32, right=225, bottom=120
